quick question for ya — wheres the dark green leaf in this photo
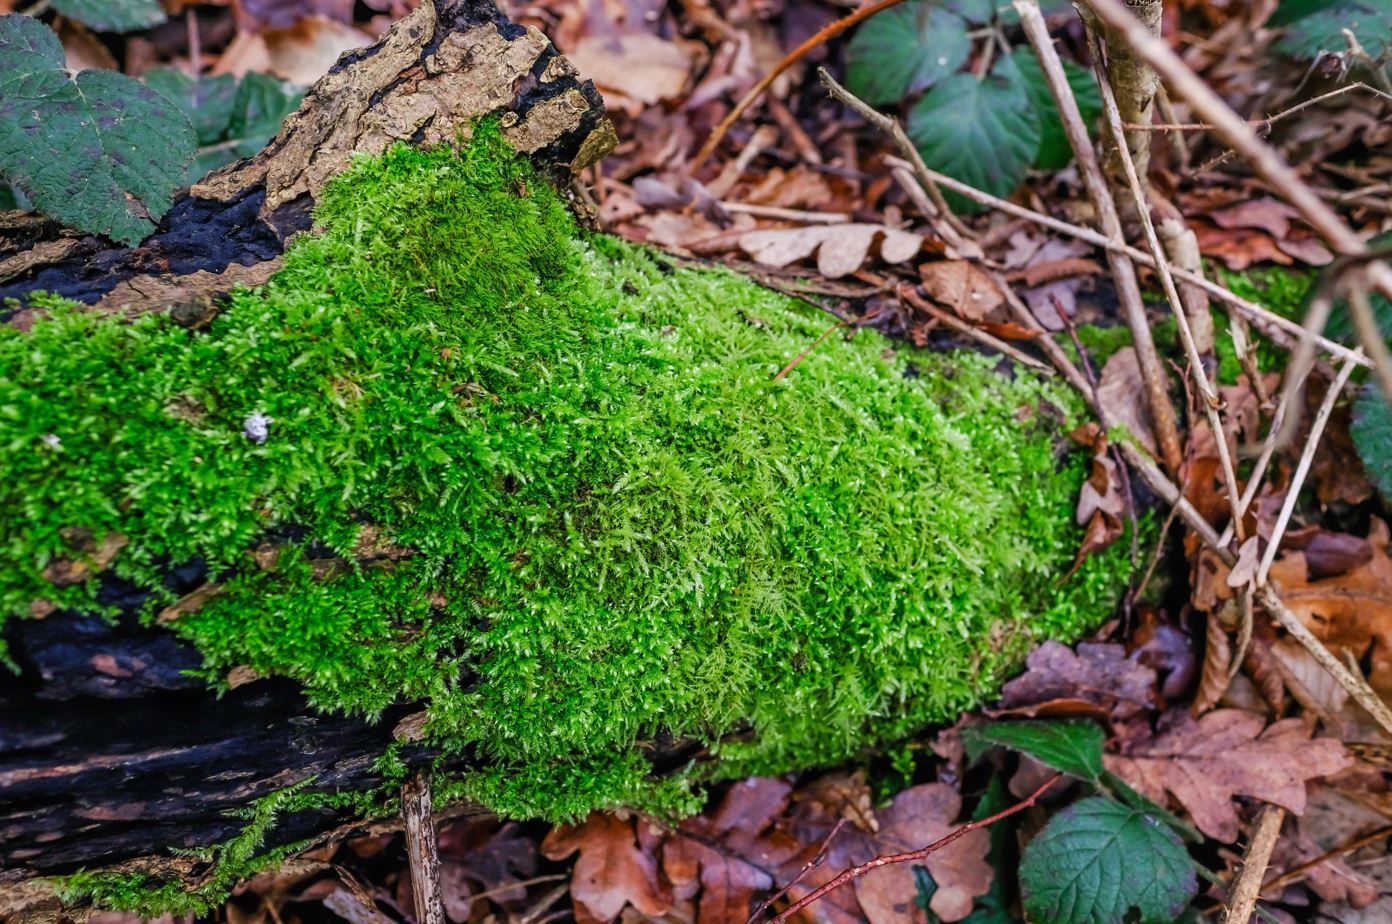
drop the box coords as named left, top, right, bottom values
left=50, top=0, right=165, bottom=33
left=942, top=0, right=997, bottom=25
left=1271, top=0, right=1392, bottom=59
left=1020, top=797, right=1198, bottom=924
left=144, top=69, right=240, bottom=146
left=912, top=866, right=945, bottom=923
left=846, top=3, right=971, bottom=104
left=1354, top=385, right=1392, bottom=498
left=1011, top=49, right=1102, bottom=170
left=965, top=719, right=1106, bottom=783
left=961, top=776, right=1016, bottom=924
left=228, top=71, right=303, bottom=158
left=1327, top=232, right=1392, bottom=343
left=0, top=14, right=195, bottom=245
left=907, top=55, right=1041, bottom=212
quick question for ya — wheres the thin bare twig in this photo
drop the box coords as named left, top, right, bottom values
left=1014, top=0, right=1184, bottom=474
left=896, top=284, right=1053, bottom=373
left=1092, top=29, right=1246, bottom=543
left=1126, top=82, right=1392, bottom=131
left=758, top=775, right=1062, bottom=924
left=773, top=319, right=849, bottom=382
left=1222, top=806, right=1287, bottom=924
left=745, top=818, right=848, bottom=924
left=1261, top=824, right=1392, bottom=894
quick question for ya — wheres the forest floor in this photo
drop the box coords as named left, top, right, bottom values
left=15, top=0, right=1392, bottom=920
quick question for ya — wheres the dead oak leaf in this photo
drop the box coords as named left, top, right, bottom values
left=739, top=224, right=923, bottom=279
left=1268, top=518, right=1392, bottom=697
left=918, top=260, right=1005, bottom=322
left=851, top=784, right=992, bottom=924
left=1104, top=709, right=1353, bottom=842
left=992, top=640, right=1157, bottom=721
left=1097, top=347, right=1159, bottom=458
left=541, top=813, right=671, bottom=921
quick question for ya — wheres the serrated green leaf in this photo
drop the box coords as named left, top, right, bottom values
left=966, top=719, right=1106, bottom=783
left=1354, top=386, right=1392, bottom=498
left=144, top=69, right=240, bottom=147
left=942, top=0, right=997, bottom=24
left=1020, top=797, right=1198, bottom=924
left=1011, top=49, right=1102, bottom=170
left=846, top=3, right=971, bottom=104
left=907, top=55, right=1041, bottom=212
left=51, top=0, right=165, bottom=33
left=0, top=15, right=195, bottom=245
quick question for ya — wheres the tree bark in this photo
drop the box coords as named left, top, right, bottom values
left=0, top=0, right=616, bottom=903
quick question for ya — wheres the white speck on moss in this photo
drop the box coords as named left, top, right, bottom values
left=41, top=433, right=60, bottom=448
left=243, top=412, right=271, bottom=444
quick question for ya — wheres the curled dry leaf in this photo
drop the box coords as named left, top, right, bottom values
left=541, top=813, right=671, bottom=921
left=1105, top=709, right=1353, bottom=842
left=1192, top=615, right=1234, bottom=715
left=738, top=224, right=923, bottom=279
left=1097, top=347, right=1159, bottom=458
left=992, top=640, right=1157, bottom=721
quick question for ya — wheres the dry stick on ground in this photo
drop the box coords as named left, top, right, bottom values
left=1014, top=0, right=1184, bottom=476
left=1126, top=82, right=1392, bottom=131
left=757, top=775, right=1063, bottom=924
left=401, top=772, right=446, bottom=924
left=896, top=283, right=1054, bottom=373
left=1076, top=0, right=1392, bottom=307
left=1223, top=806, right=1288, bottom=924
left=878, top=151, right=1368, bottom=370
left=1260, top=823, right=1392, bottom=894
left=1091, top=28, right=1246, bottom=544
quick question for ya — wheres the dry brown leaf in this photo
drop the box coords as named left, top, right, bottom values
left=1207, top=197, right=1301, bottom=239
left=262, top=16, right=374, bottom=85
left=1268, top=518, right=1392, bottom=697
left=918, top=260, right=1005, bottom=322
left=568, top=33, right=690, bottom=107
left=1193, top=615, right=1234, bottom=715
left=1105, top=709, right=1353, bottom=841
left=992, top=640, right=1157, bottom=721
left=1097, top=347, right=1159, bottom=458
left=739, top=224, right=922, bottom=279
left=1007, top=256, right=1103, bottom=288
left=852, top=784, right=992, bottom=924
left=662, top=833, right=772, bottom=923
left=541, top=813, right=672, bottom=921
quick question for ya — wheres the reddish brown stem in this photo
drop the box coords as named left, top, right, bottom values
left=689, top=0, right=911, bottom=172
left=760, top=774, right=1063, bottom=924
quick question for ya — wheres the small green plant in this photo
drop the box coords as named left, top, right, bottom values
left=965, top=720, right=1200, bottom=924
left=845, top=0, right=1101, bottom=210
left=0, top=13, right=302, bottom=244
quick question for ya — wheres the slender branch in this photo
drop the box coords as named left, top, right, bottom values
left=1222, top=806, right=1287, bottom=924
left=690, top=0, right=911, bottom=171
left=1014, top=0, right=1184, bottom=475
left=1092, top=31, right=1246, bottom=542
left=745, top=819, right=848, bottom=924
left=1255, top=356, right=1361, bottom=584
left=773, top=319, right=849, bottom=382
left=759, top=774, right=1063, bottom=924
left=897, top=283, right=1054, bottom=373
left=1261, top=823, right=1392, bottom=894
left=1125, top=82, right=1392, bottom=131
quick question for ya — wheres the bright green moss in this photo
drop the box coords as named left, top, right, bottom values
left=1, top=123, right=1127, bottom=857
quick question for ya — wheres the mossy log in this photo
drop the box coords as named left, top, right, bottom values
left=1, top=4, right=1127, bottom=916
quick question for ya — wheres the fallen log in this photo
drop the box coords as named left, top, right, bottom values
left=0, top=2, right=1128, bottom=916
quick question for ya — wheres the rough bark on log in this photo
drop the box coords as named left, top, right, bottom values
left=0, top=0, right=613, bottom=319
left=1, top=0, right=614, bottom=902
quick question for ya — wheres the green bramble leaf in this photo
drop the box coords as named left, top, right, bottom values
left=907, top=54, right=1041, bottom=212
left=1354, top=386, right=1392, bottom=498
left=0, top=14, right=195, bottom=245
left=144, top=69, right=240, bottom=147
left=846, top=2, right=971, bottom=105
left=143, top=70, right=300, bottom=183
left=1011, top=49, right=1103, bottom=171
left=51, top=0, right=166, bottom=33
left=965, top=719, right=1106, bottom=784
left=225, top=72, right=303, bottom=158
left=1269, top=0, right=1392, bottom=60
left=1020, top=797, right=1197, bottom=924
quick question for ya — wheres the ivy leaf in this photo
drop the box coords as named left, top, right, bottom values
left=1010, top=49, right=1102, bottom=170
left=0, top=14, right=195, bottom=245
left=1019, top=797, right=1198, bottom=924
left=51, top=0, right=166, bottom=33
left=965, top=719, right=1106, bottom=784
left=907, top=54, right=1041, bottom=212
left=846, top=2, right=971, bottom=105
